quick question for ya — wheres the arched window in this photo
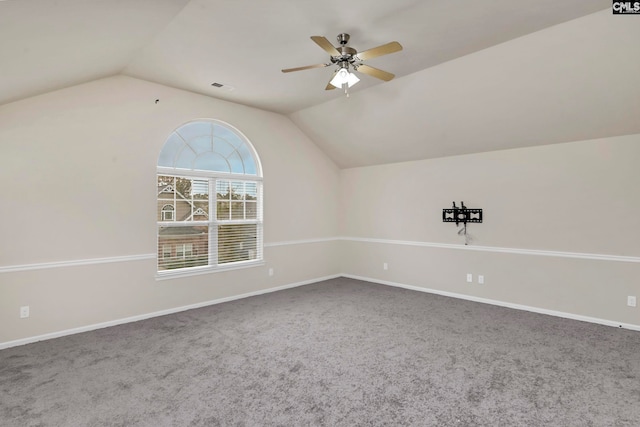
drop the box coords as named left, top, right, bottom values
left=157, top=120, right=263, bottom=274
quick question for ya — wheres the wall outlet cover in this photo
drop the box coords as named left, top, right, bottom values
left=20, top=306, right=30, bottom=318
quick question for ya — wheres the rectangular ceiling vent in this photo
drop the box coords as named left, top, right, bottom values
left=211, top=82, right=235, bottom=91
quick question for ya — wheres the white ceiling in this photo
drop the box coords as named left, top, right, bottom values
left=2, top=0, right=638, bottom=168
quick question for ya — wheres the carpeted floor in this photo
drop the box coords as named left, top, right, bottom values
left=1, top=277, right=640, bottom=426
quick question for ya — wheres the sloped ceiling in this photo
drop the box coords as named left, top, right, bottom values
left=290, top=10, right=640, bottom=167
left=2, top=0, right=638, bottom=168
left=0, top=0, right=191, bottom=106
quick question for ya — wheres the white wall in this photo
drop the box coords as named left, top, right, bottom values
left=2, top=75, right=639, bottom=347
left=339, top=135, right=640, bottom=327
left=0, top=76, right=341, bottom=345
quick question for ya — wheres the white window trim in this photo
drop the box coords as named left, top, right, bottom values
left=156, top=258, right=265, bottom=280
left=156, top=120, right=263, bottom=278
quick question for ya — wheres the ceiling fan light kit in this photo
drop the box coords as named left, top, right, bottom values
left=329, top=66, right=360, bottom=89
left=282, top=33, right=402, bottom=95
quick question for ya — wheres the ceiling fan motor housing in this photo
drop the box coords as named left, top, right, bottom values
left=337, top=33, right=350, bottom=45
left=335, top=34, right=357, bottom=64
left=337, top=46, right=357, bottom=62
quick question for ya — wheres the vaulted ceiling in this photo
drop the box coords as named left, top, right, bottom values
left=2, top=0, right=638, bottom=168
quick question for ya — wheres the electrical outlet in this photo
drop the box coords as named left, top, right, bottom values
left=383, top=262, right=388, bottom=270
left=466, top=273, right=473, bottom=283
left=628, top=296, right=637, bottom=307
left=268, top=268, right=274, bottom=277
left=478, top=275, right=485, bottom=285
left=20, top=306, right=29, bottom=318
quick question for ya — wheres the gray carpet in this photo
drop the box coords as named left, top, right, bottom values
left=2, top=277, right=640, bottom=426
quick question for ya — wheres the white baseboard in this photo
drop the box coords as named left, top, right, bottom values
left=3, top=272, right=638, bottom=350
left=0, top=274, right=341, bottom=350
left=342, top=274, right=640, bottom=332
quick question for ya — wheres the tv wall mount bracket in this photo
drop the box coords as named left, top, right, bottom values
left=442, top=201, right=482, bottom=245
left=442, top=201, right=482, bottom=225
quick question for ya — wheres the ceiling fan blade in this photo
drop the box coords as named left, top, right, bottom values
left=281, top=63, right=329, bottom=73
left=325, top=70, right=338, bottom=90
left=356, top=64, right=395, bottom=81
left=355, top=41, right=402, bottom=61
left=311, top=36, right=340, bottom=56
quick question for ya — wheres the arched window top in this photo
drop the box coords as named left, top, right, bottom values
left=158, top=120, right=261, bottom=176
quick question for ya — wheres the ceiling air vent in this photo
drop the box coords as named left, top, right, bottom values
left=211, top=82, right=235, bottom=91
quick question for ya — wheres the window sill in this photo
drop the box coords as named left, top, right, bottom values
left=155, top=260, right=265, bottom=281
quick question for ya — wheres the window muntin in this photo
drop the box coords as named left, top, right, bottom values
left=157, top=120, right=262, bottom=274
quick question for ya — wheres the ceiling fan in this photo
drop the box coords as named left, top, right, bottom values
left=281, top=33, right=403, bottom=92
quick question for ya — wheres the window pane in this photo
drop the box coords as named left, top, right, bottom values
left=246, top=201, right=257, bottom=219
left=244, top=182, right=257, bottom=200
left=157, top=176, right=175, bottom=221
left=176, top=121, right=212, bottom=142
left=158, top=133, right=183, bottom=167
left=213, top=138, right=236, bottom=157
left=231, top=202, right=244, bottom=219
left=189, top=135, right=212, bottom=155
left=227, top=151, right=245, bottom=174
left=194, top=152, right=229, bottom=172
left=243, top=161, right=257, bottom=176
left=217, top=201, right=230, bottom=220
left=162, top=245, right=171, bottom=258
left=157, top=176, right=174, bottom=195
left=171, top=177, right=191, bottom=197
left=237, top=144, right=257, bottom=175
left=192, top=179, right=208, bottom=197
left=175, top=148, right=197, bottom=169
left=193, top=201, right=208, bottom=219
left=231, top=182, right=244, bottom=200
left=214, top=124, right=243, bottom=147
left=158, top=226, right=209, bottom=270
left=218, top=224, right=257, bottom=264
left=216, top=181, right=230, bottom=199
left=158, top=177, right=211, bottom=222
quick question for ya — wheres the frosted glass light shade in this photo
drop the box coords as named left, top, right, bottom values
left=330, top=67, right=360, bottom=88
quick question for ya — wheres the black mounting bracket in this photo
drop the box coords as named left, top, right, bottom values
left=442, top=201, right=483, bottom=226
